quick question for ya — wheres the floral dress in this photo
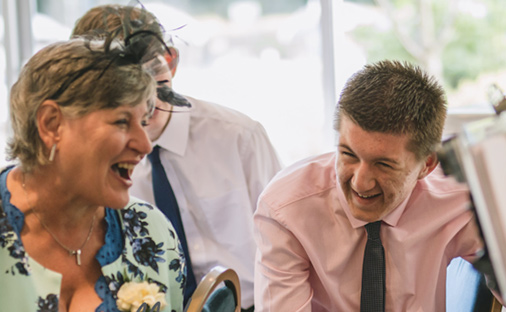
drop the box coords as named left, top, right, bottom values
left=0, top=166, right=186, bottom=311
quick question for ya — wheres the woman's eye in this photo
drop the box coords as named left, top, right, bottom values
left=141, top=120, right=150, bottom=127
left=341, top=151, right=355, bottom=158
left=115, top=119, right=129, bottom=126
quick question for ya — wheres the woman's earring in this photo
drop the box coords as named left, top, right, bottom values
left=49, top=143, right=56, bottom=162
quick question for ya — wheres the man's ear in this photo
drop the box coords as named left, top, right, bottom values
left=418, top=152, right=439, bottom=179
left=165, top=47, right=179, bottom=78
left=37, top=100, right=63, bottom=149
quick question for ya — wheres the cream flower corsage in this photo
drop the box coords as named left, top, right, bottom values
left=116, top=281, right=167, bottom=312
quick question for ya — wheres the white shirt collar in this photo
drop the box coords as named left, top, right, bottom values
left=153, top=106, right=190, bottom=156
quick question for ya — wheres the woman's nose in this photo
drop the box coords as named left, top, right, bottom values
left=130, top=122, right=152, bottom=157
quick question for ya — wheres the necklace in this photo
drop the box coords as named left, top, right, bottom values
left=22, top=174, right=96, bottom=266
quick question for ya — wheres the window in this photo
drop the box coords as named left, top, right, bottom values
left=3, top=0, right=500, bottom=168
left=0, top=4, right=6, bottom=122
left=341, top=0, right=501, bottom=133
left=34, top=0, right=333, bottom=165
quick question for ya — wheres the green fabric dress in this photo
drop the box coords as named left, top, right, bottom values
left=0, top=167, right=185, bottom=312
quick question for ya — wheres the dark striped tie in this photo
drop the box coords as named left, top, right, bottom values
left=360, top=221, right=385, bottom=312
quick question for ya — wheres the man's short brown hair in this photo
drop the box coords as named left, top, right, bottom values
left=334, top=60, right=447, bottom=160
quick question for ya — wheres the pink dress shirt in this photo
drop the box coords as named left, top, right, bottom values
left=254, top=152, right=483, bottom=311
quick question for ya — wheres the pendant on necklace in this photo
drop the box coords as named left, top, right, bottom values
left=70, top=249, right=82, bottom=266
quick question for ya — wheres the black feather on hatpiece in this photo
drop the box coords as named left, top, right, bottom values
left=157, top=84, right=191, bottom=108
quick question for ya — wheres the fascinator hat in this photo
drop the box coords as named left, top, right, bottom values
left=71, top=1, right=191, bottom=110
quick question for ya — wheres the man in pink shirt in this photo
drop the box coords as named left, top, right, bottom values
left=253, top=60, right=487, bottom=311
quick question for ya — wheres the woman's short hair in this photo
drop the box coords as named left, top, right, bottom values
left=8, top=37, right=156, bottom=171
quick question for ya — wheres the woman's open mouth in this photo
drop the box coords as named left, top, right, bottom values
left=111, top=162, right=135, bottom=181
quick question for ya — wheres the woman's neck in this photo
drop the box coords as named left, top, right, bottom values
left=9, top=166, right=103, bottom=230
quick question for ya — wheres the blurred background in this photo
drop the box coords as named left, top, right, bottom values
left=1, top=0, right=504, bottom=167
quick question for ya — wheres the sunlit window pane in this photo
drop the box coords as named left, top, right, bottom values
left=35, top=0, right=331, bottom=165
left=343, top=0, right=504, bottom=114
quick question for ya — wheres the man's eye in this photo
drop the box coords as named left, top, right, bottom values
left=341, top=151, right=355, bottom=158
left=115, top=119, right=128, bottom=125
left=141, top=120, right=150, bottom=127
left=378, top=162, right=392, bottom=169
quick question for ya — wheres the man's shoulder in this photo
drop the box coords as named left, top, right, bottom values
left=260, top=152, right=337, bottom=209
left=121, top=196, right=174, bottom=231
left=419, top=165, right=469, bottom=195
left=409, top=166, right=471, bottom=216
left=185, top=95, right=262, bottom=130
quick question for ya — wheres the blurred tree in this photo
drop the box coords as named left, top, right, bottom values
left=349, top=0, right=506, bottom=90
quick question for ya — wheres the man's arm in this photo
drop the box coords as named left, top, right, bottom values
left=253, top=199, right=313, bottom=312
left=239, top=122, right=283, bottom=211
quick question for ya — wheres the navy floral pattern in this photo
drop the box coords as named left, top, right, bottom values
left=0, top=209, right=30, bottom=276
left=36, top=294, right=59, bottom=312
left=122, top=203, right=151, bottom=239
left=132, top=237, right=166, bottom=272
left=102, top=201, right=185, bottom=310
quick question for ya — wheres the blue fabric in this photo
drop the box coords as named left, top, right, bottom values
left=148, top=145, right=196, bottom=305
left=0, top=167, right=23, bottom=238
left=95, top=208, right=124, bottom=312
left=446, top=257, right=480, bottom=312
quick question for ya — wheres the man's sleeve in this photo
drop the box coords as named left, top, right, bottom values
left=253, top=198, right=313, bottom=312
left=239, top=122, right=283, bottom=212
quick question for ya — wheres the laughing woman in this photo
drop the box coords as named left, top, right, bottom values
left=0, top=35, right=185, bottom=311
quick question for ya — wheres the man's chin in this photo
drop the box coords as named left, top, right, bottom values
left=349, top=204, right=384, bottom=222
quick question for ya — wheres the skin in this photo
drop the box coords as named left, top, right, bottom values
left=144, top=54, right=175, bottom=141
left=56, top=102, right=153, bottom=209
left=336, top=115, right=438, bottom=222
left=7, top=99, right=152, bottom=311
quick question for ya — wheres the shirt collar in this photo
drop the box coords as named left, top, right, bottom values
left=153, top=105, right=191, bottom=156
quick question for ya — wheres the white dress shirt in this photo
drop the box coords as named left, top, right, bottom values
left=130, top=95, right=283, bottom=308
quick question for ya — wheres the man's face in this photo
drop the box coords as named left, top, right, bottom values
left=144, top=55, right=174, bottom=141
left=336, top=115, right=434, bottom=222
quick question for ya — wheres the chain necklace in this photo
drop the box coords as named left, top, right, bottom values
left=22, top=174, right=96, bottom=266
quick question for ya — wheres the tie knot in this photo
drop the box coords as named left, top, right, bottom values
left=147, top=145, right=161, bottom=165
left=365, top=221, right=381, bottom=240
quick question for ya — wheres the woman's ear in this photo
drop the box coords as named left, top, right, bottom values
left=418, top=152, right=439, bottom=179
left=37, top=100, right=63, bottom=149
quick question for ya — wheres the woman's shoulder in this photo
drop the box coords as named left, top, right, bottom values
left=103, top=197, right=185, bottom=311
left=118, top=196, right=177, bottom=239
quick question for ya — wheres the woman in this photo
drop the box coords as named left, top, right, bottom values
left=0, top=33, right=185, bottom=311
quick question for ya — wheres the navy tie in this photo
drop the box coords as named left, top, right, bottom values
left=147, top=145, right=197, bottom=305
left=360, top=221, right=385, bottom=312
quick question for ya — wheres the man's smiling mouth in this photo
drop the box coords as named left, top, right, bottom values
left=356, top=192, right=381, bottom=199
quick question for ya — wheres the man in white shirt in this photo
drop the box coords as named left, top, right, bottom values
left=72, top=4, right=282, bottom=310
